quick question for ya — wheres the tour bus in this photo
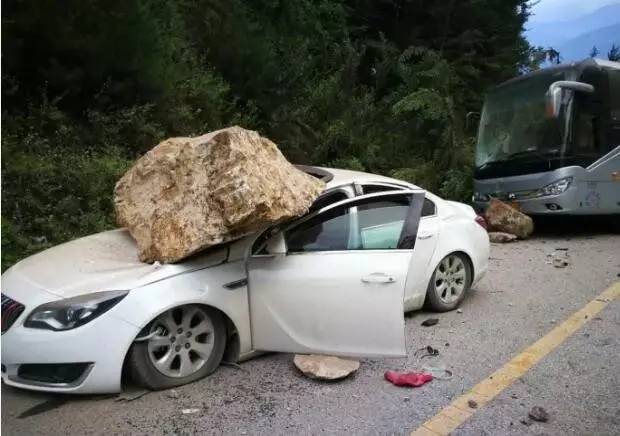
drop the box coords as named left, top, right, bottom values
left=473, top=58, right=620, bottom=215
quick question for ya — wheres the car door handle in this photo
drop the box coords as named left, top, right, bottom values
left=361, top=273, right=395, bottom=284
left=417, top=233, right=433, bottom=240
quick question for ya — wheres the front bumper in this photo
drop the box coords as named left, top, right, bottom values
left=1, top=308, right=140, bottom=394
left=474, top=186, right=581, bottom=215
left=471, top=223, right=490, bottom=287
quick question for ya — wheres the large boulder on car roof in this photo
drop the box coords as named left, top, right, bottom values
left=114, top=126, right=324, bottom=263
left=484, top=198, right=534, bottom=239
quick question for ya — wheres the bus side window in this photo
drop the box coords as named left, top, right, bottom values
left=609, top=70, right=620, bottom=146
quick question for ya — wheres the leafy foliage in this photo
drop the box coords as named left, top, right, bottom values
left=2, top=0, right=535, bottom=269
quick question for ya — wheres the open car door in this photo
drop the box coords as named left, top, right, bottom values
left=247, top=190, right=425, bottom=357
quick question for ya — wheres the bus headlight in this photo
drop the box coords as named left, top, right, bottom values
left=473, top=192, right=490, bottom=202
left=536, top=177, right=573, bottom=197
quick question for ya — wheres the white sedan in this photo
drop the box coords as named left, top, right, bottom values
left=1, top=167, right=489, bottom=393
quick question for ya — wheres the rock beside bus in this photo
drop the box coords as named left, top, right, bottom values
left=485, top=199, right=534, bottom=239
left=488, top=232, right=518, bottom=243
left=114, top=126, right=324, bottom=263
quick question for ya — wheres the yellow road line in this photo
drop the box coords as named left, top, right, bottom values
left=411, top=281, right=620, bottom=436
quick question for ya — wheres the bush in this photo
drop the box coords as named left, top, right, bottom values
left=1, top=143, right=132, bottom=271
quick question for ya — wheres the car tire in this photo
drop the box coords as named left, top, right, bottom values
left=128, top=305, right=226, bottom=390
left=425, top=253, right=472, bottom=312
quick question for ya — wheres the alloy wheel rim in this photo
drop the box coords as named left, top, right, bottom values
left=434, top=255, right=466, bottom=304
left=147, top=306, right=215, bottom=378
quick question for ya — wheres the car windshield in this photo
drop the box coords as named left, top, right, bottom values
left=475, top=70, right=567, bottom=169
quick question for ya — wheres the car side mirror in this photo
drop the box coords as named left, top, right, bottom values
left=265, top=232, right=287, bottom=255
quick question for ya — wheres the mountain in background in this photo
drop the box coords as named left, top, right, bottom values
left=528, top=0, right=616, bottom=23
left=526, top=3, right=620, bottom=61
left=558, top=23, right=620, bottom=60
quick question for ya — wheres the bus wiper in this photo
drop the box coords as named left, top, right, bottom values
left=505, top=149, right=558, bottom=160
left=476, top=158, right=505, bottom=170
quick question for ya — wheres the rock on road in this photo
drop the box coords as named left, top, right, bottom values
left=2, top=233, right=619, bottom=435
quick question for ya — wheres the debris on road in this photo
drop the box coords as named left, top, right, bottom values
left=182, top=408, right=201, bottom=415
left=528, top=406, right=549, bottom=422
left=293, top=354, right=360, bottom=380
left=414, top=346, right=440, bottom=358
left=166, top=390, right=180, bottom=399
left=221, top=361, right=247, bottom=371
left=116, top=388, right=150, bottom=402
left=547, top=248, right=570, bottom=268
left=484, top=198, right=534, bottom=239
left=456, top=308, right=463, bottom=314
left=424, top=346, right=439, bottom=356
left=114, top=126, right=324, bottom=263
left=422, top=365, right=453, bottom=380
left=421, top=318, right=439, bottom=327
left=384, top=370, right=433, bottom=387
left=488, top=232, right=518, bottom=243
left=467, top=399, right=478, bottom=409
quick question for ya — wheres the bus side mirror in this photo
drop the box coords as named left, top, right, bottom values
left=545, top=81, right=595, bottom=119
left=545, top=86, right=563, bottom=118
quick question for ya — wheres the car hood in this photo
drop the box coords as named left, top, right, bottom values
left=5, top=229, right=229, bottom=299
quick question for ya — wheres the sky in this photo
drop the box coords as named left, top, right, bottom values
left=528, top=0, right=620, bottom=23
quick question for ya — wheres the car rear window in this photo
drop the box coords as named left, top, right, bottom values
left=421, top=198, right=436, bottom=217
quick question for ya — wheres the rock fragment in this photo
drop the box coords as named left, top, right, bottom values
left=528, top=406, right=549, bottom=422
left=421, top=318, right=439, bottom=327
left=488, top=232, right=518, bottom=243
left=293, top=354, right=360, bottom=380
left=485, top=198, right=534, bottom=239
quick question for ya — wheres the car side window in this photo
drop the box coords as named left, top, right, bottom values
left=252, top=190, right=350, bottom=254
left=285, top=194, right=412, bottom=253
left=421, top=198, right=436, bottom=217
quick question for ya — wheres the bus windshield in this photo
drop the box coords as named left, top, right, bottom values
left=475, top=70, right=567, bottom=169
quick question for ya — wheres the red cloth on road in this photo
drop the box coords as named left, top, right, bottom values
left=384, top=370, right=433, bottom=387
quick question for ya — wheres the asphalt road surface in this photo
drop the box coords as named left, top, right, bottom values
left=2, top=230, right=619, bottom=435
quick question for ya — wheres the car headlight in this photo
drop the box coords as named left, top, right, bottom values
left=24, top=290, right=128, bottom=331
left=536, top=177, right=573, bottom=197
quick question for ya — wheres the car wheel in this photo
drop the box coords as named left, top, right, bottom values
left=128, top=305, right=226, bottom=390
left=425, top=253, right=471, bottom=312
